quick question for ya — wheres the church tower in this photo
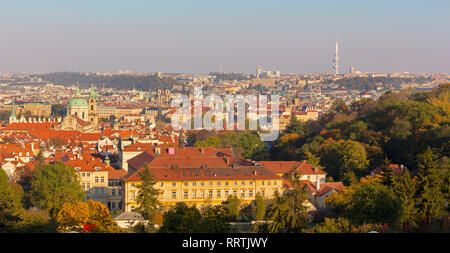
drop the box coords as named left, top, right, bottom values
left=88, top=83, right=99, bottom=127
left=9, top=98, right=17, bottom=124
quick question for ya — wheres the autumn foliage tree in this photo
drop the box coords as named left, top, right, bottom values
left=56, top=200, right=121, bottom=233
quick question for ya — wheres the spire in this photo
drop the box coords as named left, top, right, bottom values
left=75, top=82, right=81, bottom=97
left=10, top=98, right=16, bottom=118
left=179, top=129, right=185, bottom=148
left=89, top=83, right=97, bottom=99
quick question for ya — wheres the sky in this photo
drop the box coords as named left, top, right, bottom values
left=0, top=0, right=449, bottom=74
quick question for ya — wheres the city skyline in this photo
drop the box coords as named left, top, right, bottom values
left=0, top=0, right=449, bottom=74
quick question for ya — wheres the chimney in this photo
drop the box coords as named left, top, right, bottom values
left=316, top=174, right=320, bottom=191
left=253, top=170, right=257, bottom=176
left=313, top=167, right=318, bottom=173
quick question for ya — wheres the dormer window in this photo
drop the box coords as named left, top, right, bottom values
left=95, top=167, right=101, bottom=171
left=75, top=167, right=81, bottom=171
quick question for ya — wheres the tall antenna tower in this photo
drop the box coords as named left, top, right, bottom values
left=333, top=37, right=340, bottom=75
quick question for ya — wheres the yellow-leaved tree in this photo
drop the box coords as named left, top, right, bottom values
left=56, top=200, right=121, bottom=233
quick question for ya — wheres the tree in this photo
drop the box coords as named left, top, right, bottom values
left=320, top=140, right=369, bottom=184
left=200, top=205, right=230, bottom=233
left=135, top=166, right=161, bottom=221
left=254, top=192, right=266, bottom=221
left=56, top=200, right=121, bottom=233
left=265, top=176, right=308, bottom=233
left=159, top=202, right=203, bottom=233
left=285, top=114, right=303, bottom=134
left=392, top=170, right=418, bottom=228
left=308, top=217, right=354, bottom=233
left=30, top=163, right=85, bottom=217
left=415, top=148, right=446, bottom=223
left=223, top=195, right=241, bottom=221
left=0, top=169, right=24, bottom=232
left=348, top=180, right=403, bottom=228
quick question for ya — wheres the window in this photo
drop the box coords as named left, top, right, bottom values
left=234, top=181, right=237, bottom=186
left=131, top=193, right=135, bottom=199
left=209, top=191, right=213, bottom=198
left=274, top=181, right=277, bottom=185
left=261, top=190, right=265, bottom=196
left=225, top=191, right=229, bottom=197
left=109, top=182, right=113, bottom=187
left=201, top=182, right=205, bottom=186
left=200, top=205, right=205, bottom=211
left=241, top=190, right=245, bottom=198
left=241, top=181, right=245, bottom=185
left=268, top=181, right=271, bottom=185
left=172, top=192, right=177, bottom=199
left=184, top=182, right=188, bottom=186
left=87, top=183, right=90, bottom=189
left=217, top=191, right=221, bottom=198
left=249, top=190, right=253, bottom=197
left=87, top=173, right=90, bottom=177
left=192, top=182, right=197, bottom=186
left=192, top=191, right=197, bottom=198
left=95, top=188, right=99, bottom=194
left=209, top=181, right=213, bottom=186
left=233, top=191, right=237, bottom=196
left=159, top=182, right=163, bottom=186
left=307, top=176, right=310, bottom=180
left=101, top=177, right=104, bottom=183
left=131, top=206, right=135, bottom=211
left=249, top=181, right=253, bottom=185
left=200, top=191, right=205, bottom=198
left=112, top=189, right=116, bottom=196
left=82, top=173, right=85, bottom=177
left=112, top=202, right=116, bottom=209
left=217, top=182, right=221, bottom=186
left=82, top=183, right=85, bottom=188
left=225, top=182, right=229, bottom=186
left=262, top=181, right=265, bottom=185
left=131, top=183, right=135, bottom=187
left=118, top=189, right=122, bottom=196
left=273, top=190, right=277, bottom=195
left=184, top=191, right=188, bottom=199
left=95, top=177, right=99, bottom=183
left=172, top=182, right=176, bottom=187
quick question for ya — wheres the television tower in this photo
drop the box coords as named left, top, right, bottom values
left=333, top=37, right=340, bottom=75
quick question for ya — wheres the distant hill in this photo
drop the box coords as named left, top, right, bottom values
left=36, top=72, right=183, bottom=91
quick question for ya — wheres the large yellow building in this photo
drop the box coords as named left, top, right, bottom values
left=123, top=147, right=283, bottom=212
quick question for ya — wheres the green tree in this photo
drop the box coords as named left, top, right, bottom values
left=223, top=195, right=241, bottom=221
left=392, top=170, right=418, bottom=228
left=159, top=202, right=203, bottom=233
left=348, top=181, right=403, bottom=228
left=320, top=140, right=369, bottom=184
left=285, top=114, right=303, bottom=134
left=0, top=169, right=24, bottom=231
left=308, top=217, right=354, bottom=233
left=265, top=176, right=308, bottom=233
left=415, top=148, right=446, bottom=223
left=30, top=163, right=85, bottom=217
left=254, top=192, right=266, bottom=221
left=200, top=205, right=230, bottom=233
left=135, top=166, right=161, bottom=221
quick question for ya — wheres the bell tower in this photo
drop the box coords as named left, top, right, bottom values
left=88, top=83, right=99, bottom=127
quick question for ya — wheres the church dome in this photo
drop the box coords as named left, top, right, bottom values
left=67, top=98, right=88, bottom=107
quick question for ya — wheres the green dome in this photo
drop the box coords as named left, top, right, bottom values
left=68, top=98, right=88, bottom=107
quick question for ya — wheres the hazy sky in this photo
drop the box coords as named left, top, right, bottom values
left=0, top=0, right=449, bottom=74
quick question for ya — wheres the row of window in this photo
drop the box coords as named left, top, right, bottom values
left=143, top=180, right=279, bottom=187
left=171, top=189, right=276, bottom=199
